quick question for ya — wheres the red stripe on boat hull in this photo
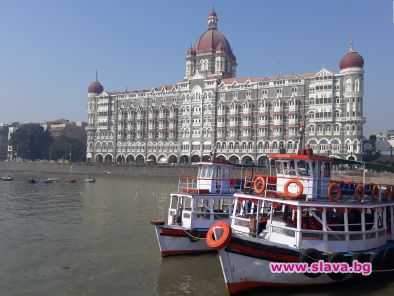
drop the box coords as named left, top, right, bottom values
left=160, top=227, right=207, bottom=238
left=226, top=241, right=299, bottom=262
left=161, top=249, right=215, bottom=256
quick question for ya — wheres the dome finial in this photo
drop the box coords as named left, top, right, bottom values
left=349, top=37, right=353, bottom=52
left=208, top=8, right=218, bottom=29
left=96, top=69, right=98, bottom=82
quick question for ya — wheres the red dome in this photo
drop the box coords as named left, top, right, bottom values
left=194, top=28, right=235, bottom=60
left=339, top=51, right=364, bottom=70
left=88, top=81, right=104, bottom=94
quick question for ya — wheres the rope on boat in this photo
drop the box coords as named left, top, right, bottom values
left=183, top=229, right=206, bottom=240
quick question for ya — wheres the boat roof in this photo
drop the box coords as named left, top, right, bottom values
left=332, top=157, right=394, bottom=173
left=234, top=192, right=394, bottom=208
left=268, top=153, right=333, bottom=162
left=170, top=192, right=234, bottom=199
left=194, top=160, right=233, bottom=167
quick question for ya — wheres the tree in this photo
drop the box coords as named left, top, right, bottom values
left=49, top=133, right=86, bottom=162
left=10, top=124, right=53, bottom=160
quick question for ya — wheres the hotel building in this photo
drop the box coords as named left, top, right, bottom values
left=86, top=9, right=365, bottom=164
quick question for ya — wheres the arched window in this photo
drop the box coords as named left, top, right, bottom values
left=291, top=87, right=297, bottom=96
left=354, top=79, right=360, bottom=92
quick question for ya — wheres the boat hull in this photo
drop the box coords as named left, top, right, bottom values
left=217, top=235, right=350, bottom=294
left=155, top=225, right=213, bottom=256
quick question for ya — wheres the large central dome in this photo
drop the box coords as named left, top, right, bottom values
left=193, top=9, right=235, bottom=60
left=194, top=29, right=235, bottom=59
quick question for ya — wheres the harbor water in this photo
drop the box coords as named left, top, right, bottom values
left=1, top=171, right=394, bottom=296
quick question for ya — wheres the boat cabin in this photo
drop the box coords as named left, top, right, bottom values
left=167, top=193, right=234, bottom=229
left=231, top=193, right=394, bottom=252
left=179, top=160, right=235, bottom=194
left=269, top=153, right=333, bottom=200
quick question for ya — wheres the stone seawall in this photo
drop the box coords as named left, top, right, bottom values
left=0, top=162, right=270, bottom=179
left=0, top=162, right=199, bottom=178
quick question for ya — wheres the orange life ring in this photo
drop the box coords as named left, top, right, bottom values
left=328, top=183, right=341, bottom=202
left=354, top=184, right=365, bottom=202
left=384, top=185, right=392, bottom=199
left=371, top=185, right=380, bottom=200
left=253, top=176, right=266, bottom=195
left=284, top=179, right=304, bottom=199
left=206, top=221, right=232, bottom=250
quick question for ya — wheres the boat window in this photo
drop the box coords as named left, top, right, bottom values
left=223, top=167, right=230, bottom=180
left=183, top=197, right=192, bottom=210
left=170, top=196, right=179, bottom=209
left=216, top=166, right=222, bottom=179
left=207, top=166, right=213, bottom=178
left=213, top=198, right=232, bottom=213
left=297, top=160, right=310, bottom=176
left=284, top=160, right=296, bottom=175
left=198, top=166, right=203, bottom=178
left=195, top=199, right=211, bottom=219
left=199, top=165, right=210, bottom=178
left=276, top=161, right=283, bottom=174
left=323, top=162, right=330, bottom=177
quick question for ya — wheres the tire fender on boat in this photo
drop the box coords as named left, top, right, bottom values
left=368, top=251, right=384, bottom=271
left=298, top=248, right=323, bottom=278
left=351, top=252, right=367, bottom=278
left=327, top=253, right=348, bottom=281
left=382, top=248, right=394, bottom=270
left=206, top=221, right=231, bottom=250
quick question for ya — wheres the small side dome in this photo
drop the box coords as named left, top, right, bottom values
left=340, top=51, right=364, bottom=70
left=88, top=81, right=104, bottom=94
left=339, top=38, right=364, bottom=70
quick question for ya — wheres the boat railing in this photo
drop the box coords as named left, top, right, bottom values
left=181, top=208, right=231, bottom=229
left=243, top=173, right=393, bottom=201
left=177, top=176, right=242, bottom=194
left=230, top=198, right=394, bottom=251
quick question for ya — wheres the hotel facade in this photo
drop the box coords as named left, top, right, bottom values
left=86, top=10, right=365, bottom=165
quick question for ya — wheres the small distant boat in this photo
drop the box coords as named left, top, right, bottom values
left=46, top=178, right=59, bottom=183
left=65, top=178, right=77, bottom=183
left=85, top=177, right=96, bottom=183
left=1, top=175, right=14, bottom=181
left=34, top=178, right=59, bottom=184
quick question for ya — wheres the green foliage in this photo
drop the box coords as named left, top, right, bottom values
left=10, top=124, right=53, bottom=160
left=50, top=134, right=86, bottom=162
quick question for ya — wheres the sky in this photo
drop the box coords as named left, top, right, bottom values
left=0, top=0, right=393, bottom=136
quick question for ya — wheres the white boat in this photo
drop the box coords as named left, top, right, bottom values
left=1, top=175, right=13, bottom=181
left=85, top=177, right=96, bottom=183
left=207, top=149, right=394, bottom=294
left=151, top=159, right=243, bottom=256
